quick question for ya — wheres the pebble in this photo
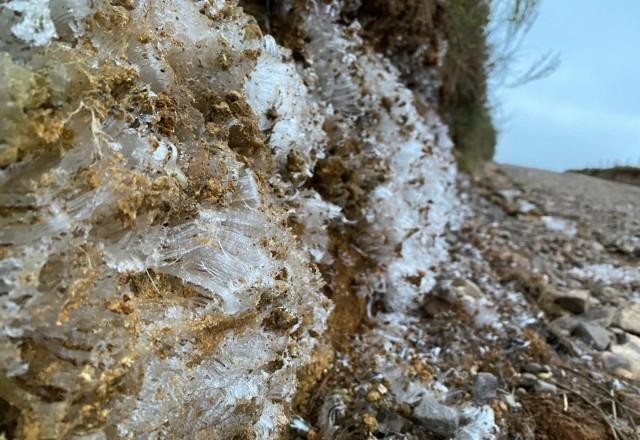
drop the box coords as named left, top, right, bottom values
left=472, top=372, right=498, bottom=404
left=602, top=353, right=634, bottom=380
left=572, top=322, right=610, bottom=350
left=524, top=362, right=543, bottom=373
left=537, top=371, right=553, bottom=380
left=412, top=396, right=459, bottom=437
left=614, top=301, right=640, bottom=336
left=520, top=373, right=538, bottom=387
left=504, top=393, right=521, bottom=409
left=605, top=333, right=640, bottom=380
left=579, top=306, right=616, bottom=327
left=612, top=328, right=628, bottom=344
left=524, top=362, right=551, bottom=374
left=451, top=278, right=484, bottom=298
left=599, top=286, right=622, bottom=302
left=533, top=380, right=558, bottom=394
left=362, top=414, right=379, bottom=432
left=551, top=315, right=580, bottom=334
left=552, top=289, right=591, bottom=314
left=367, top=390, right=381, bottom=402
left=289, top=416, right=311, bottom=436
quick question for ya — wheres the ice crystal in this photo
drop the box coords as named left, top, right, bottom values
left=0, top=0, right=469, bottom=437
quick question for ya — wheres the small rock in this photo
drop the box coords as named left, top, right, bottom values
left=604, top=333, right=640, bottom=380
left=612, top=328, right=628, bottom=345
left=553, top=289, right=591, bottom=314
left=614, top=301, right=640, bottom=336
left=602, top=353, right=634, bottom=380
left=551, top=315, right=580, bottom=334
left=537, top=371, right=553, bottom=380
left=362, top=414, right=379, bottom=432
left=524, top=362, right=543, bottom=374
left=367, top=390, right=381, bottom=402
left=504, top=393, right=521, bottom=409
left=451, top=278, right=484, bottom=298
left=423, top=295, right=452, bottom=318
left=289, top=416, right=311, bottom=436
left=472, top=372, right=498, bottom=404
left=498, top=189, right=522, bottom=204
left=598, top=286, right=622, bottom=303
left=534, top=380, right=558, bottom=394
left=518, top=199, right=538, bottom=214
left=520, top=373, right=538, bottom=387
left=412, top=396, right=459, bottom=437
left=572, top=322, right=610, bottom=350
left=580, top=306, right=616, bottom=327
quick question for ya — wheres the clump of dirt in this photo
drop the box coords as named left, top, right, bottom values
left=190, top=312, right=258, bottom=367
left=293, top=343, right=335, bottom=414
left=356, top=0, right=443, bottom=58
left=202, top=91, right=265, bottom=156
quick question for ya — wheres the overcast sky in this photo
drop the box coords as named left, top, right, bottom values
left=493, top=0, right=640, bottom=171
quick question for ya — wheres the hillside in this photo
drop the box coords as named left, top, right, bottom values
left=570, top=166, right=640, bottom=187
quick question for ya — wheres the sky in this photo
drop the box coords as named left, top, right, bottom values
left=492, top=0, right=640, bottom=171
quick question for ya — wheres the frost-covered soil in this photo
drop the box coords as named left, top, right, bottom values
left=0, top=1, right=639, bottom=439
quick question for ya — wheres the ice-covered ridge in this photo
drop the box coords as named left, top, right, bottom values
left=300, top=2, right=462, bottom=312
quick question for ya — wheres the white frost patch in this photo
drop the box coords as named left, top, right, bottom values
left=459, top=294, right=501, bottom=328
left=497, top=189, right=521, bottom=203
left=541, top=215, right=577, bottom=236
left=295, top=191, right=344, bottom=263
left=5, top=0, right=57, bottom=46
left=457, top=405, right=498, bottom=440
left=517, top=199, right=537, bottom=214
left=569, top=264, right=640, bottom=284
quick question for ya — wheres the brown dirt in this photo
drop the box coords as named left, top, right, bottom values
left=356, top=0, right=442, bottom=56
left=507, top=395, right=614, bottom=440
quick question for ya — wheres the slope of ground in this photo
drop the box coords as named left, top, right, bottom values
left=570, top=166, right=640, bottom=188
left=291, top=163, right=640, bottom=439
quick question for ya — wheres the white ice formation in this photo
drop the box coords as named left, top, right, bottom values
left=0, top=0, right=464, bottom=438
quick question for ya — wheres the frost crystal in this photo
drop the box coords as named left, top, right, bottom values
left=0, top=0, right=466, bottom=437
left=5, top=0, right=57, bottom=46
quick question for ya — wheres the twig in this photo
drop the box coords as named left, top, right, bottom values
left=146, top=268, right=161, bottom=296
left=562, top=365, right=639, bottom=439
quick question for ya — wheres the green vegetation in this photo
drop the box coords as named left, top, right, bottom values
left=441, top=0, right=554, bottom=170
left=441, top=0, right=495, bottom=171
left=570, top=166, right=640, bottom=187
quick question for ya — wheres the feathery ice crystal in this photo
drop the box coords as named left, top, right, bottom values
left=0, top=0, right=463, bottom=437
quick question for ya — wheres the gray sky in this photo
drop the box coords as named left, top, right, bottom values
left=493, top=0, right=640, bottom=171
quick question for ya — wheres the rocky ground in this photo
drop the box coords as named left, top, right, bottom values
left=291, top=163, right=640, bottom=439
